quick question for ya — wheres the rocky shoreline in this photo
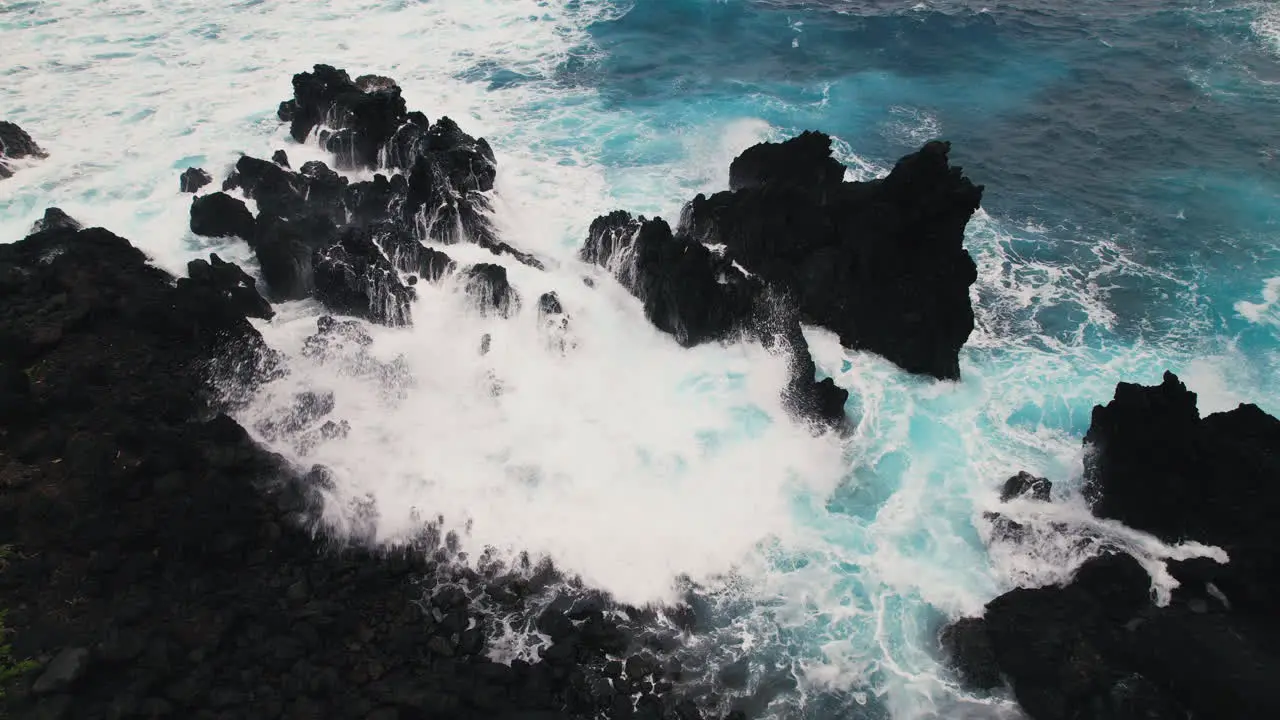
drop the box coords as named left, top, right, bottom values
left=3, top=63, right=1278, bottom=720
left=0, top=215, right=716, bottom=720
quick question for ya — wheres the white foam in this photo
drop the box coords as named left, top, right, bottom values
left=1255, top=4, right=1280, bottom=57
left=1235, top=275, right=1280, bottom=329
left=247, top=266, right=848, bottom=605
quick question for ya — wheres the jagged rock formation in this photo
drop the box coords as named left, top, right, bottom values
left=0, top=121, right=47, bottom=179
left=680, top=133, right=983, bottom=380
left=188, top=64, right=542, bottom=325
left=942, top=372, right=1280, bottom=719
left=582, top=210, right=849, bottom=430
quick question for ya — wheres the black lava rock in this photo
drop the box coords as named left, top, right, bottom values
left=190, top=192, right=256, bottom=240
left=462, top=263, right=520, bottom=318
left=1000, top=471, right=1052, bottom=503
left=209, top=64, right=543, bottom=325
left=185, top=253, right=274, bottom=321
left=0, top=120, right=47, bottom=179
left=179, top=167, right=213, bottom=193
left=581, top=134, right=985, bottom=428
left=29, top=207, right=82, bottom=234
left=581, top=210, right=848, bottom=431
left=680, top=134, right=982, bottom=381
left=1083, top=372, right=1280, bottom=555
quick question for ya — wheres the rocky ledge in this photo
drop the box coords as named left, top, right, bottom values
left=0, top=213, right=731, bottom=720
left=0, top=121, right=47, bottom=179
left=584, top=132, right=984, bottom=388
left=941, top=372, right=1280, bottom=719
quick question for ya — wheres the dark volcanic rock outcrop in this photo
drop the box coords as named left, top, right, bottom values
left=178, top=167, right=212, bottom=193
left=942, top=372, right=1280, bottom=719
left=196, top=64, right=543, bottom=325
left=189, top=191, right=256, bottom=240
left=581, top=134, right=984, bottom=429
left=461, top=263, right=521, bottom=318
left=273, top=63, right=504, bottom=249
left=680, top=133, right=983, bottom=381
left=0, top=120, right=47, bottom=179
left=0, top=217, right=717, bottom=720
left=1083, top=372, right=1280, bottom=562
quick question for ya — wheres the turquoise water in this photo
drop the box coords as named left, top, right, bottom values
left=2, top=1, right=1278, bottom=718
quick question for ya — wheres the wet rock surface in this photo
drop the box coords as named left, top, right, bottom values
left=179, top=167, right=212, bottom=193
left=192, top=64, right=545, bottom=326
left=581, top=210, right=848, bottom=431
left=190, top=192, right=256, bottom=240
left=0, top=121, right=47, bottom=179
left=942, top=372, right=1280, bottom=719
left=0, top=215, right=729, bottom=719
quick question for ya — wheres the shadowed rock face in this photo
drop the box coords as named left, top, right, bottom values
left=680, top=133, right=983, bottom=381
left=189, top=192, right=256, bottom=240
left=0, top=120, right=48, bottom=179
left=942, top=372, right=1280, bottom=720
left=581, top=210, right=850, bottom=431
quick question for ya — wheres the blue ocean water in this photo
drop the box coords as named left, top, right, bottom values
left=2, top=1, right=1279, bottom=718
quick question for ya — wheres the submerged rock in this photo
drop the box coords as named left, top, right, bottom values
left=999, top=471, right=1052, bottom=502
left=0, top=120, right=47, bottom=179
left=942, top=372, right=1280, bottom=719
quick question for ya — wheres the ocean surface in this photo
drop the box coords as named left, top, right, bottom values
left=3, top=0, right=1278, bottom=717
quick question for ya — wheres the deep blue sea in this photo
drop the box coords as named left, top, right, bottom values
left=3, top=1, right=1278, bottom=717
